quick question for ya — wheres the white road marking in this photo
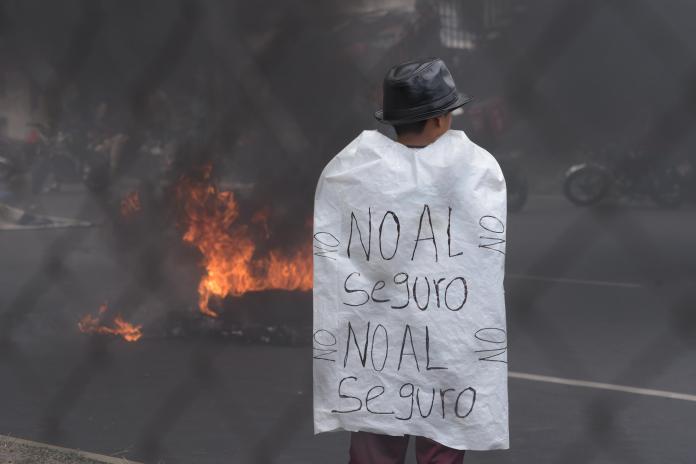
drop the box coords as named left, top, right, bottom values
left=509, top=371, right=696, bottom=402
left=507, top=273, right=643, bottom=289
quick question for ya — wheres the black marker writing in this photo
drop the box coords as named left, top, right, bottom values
left=348, top=208, right=372, bottom=261
left=412, top=204, right=438, bottom=262
left=474, top=328, right=508, bottom=364
left=478, top=215, right=506, bottom=255
left=314, top=231, right=340, bottom=260
left=313, top=329, right=337, bottom=363
left=447, top=207, right=463, bottom=257
left=379, top=211, right=400, bottom=260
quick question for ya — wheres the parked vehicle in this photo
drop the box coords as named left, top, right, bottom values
left=563, top=150, right=683, bottom=207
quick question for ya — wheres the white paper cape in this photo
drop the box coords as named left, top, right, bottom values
left=313, top=130, right=508, bottom=450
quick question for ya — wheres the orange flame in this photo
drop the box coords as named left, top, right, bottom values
left=120, top=191, right=141, bottom=218
left=78, top=303, right=143, bottom=342
left=175, top=166, right=312, bottom=317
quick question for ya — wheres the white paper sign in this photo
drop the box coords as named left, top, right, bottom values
left=313, top=130, right=508, bottom=450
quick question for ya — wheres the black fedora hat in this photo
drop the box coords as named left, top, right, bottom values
left=375, top=57, right=472, bottom=125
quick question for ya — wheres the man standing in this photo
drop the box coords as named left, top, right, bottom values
left=313, top=58, right=508, bottom=464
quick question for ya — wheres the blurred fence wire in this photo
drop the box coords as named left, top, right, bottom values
left=0, top=0, right=695, bottom=463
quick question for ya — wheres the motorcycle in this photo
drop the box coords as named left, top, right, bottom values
left=563, top=151, right=683, bottom=207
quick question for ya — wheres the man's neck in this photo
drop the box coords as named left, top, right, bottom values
left=396, top=132, right=444, bottom=148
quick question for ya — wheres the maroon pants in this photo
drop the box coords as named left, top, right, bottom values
left=349, top=432, right=465, bottom=464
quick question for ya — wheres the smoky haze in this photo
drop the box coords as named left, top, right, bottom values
left=0, top=1, right=695, bottom=463
left=1, top=1, right=695, bottom=203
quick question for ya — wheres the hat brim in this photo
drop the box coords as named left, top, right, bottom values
left=374, top=92, right=473, bottom=125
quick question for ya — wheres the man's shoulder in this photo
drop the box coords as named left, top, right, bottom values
left=319, top=131, right=386, bottom=177
left=444, top=130, right=504, bottom=180
left=443, top=130, right=497, bottom=158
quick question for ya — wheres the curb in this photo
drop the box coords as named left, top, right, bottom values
left=0, top=202, right=94, bottom=230
left=0, top=435, right=141, bottom=464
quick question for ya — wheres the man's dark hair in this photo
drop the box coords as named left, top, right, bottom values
left=392, top=119, right=428, bottom=136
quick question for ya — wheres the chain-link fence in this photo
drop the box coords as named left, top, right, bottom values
left=0, top=0, right=695, bottom=463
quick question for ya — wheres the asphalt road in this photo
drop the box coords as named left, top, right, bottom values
left=1, top=189, right=695, bottom=464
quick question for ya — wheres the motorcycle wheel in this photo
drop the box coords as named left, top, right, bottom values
left=650, top=171, right=682, bottom=208
left=563, top=165, right=610, bottom=206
